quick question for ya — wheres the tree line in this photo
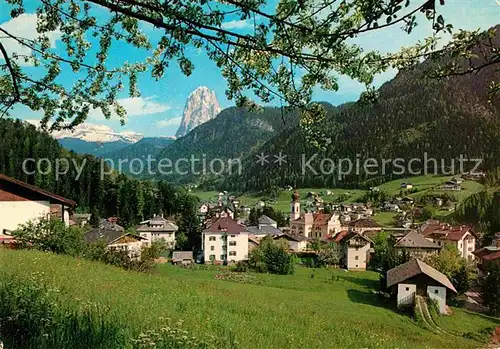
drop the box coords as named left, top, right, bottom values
left=0, top=118, right=201, bottom=251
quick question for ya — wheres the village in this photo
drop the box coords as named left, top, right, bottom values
left=1, top=171, right=498, bottom=321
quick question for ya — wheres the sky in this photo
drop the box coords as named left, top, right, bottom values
left=1, top=0, right=499, bottom=138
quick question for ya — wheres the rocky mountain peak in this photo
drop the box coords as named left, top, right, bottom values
left=175, top=86, right=221, bottom=138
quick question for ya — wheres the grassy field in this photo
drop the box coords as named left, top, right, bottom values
left=377, top=175, right=485, bottom=202
left=1, top=249, right=498, bottom=348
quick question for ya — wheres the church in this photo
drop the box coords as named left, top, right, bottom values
left=289, top=191, right=342, bottom=239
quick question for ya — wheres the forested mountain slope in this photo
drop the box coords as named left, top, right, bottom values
left=154, top=106, right=300, bottom=184
left=0, top=119, right=194, bottom=228
left=223, top=31, right=500, bottom=191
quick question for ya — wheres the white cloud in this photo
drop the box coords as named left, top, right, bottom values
left=89, top=96, right=172, bottom=120
left=156, top=117, right=182, bottom=128
left=221, top=19, right=253, bottom=30
left=0, top=13, right=61, bottom=66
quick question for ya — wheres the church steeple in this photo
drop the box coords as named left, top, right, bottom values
left=290, top=191, right=300, bottom=221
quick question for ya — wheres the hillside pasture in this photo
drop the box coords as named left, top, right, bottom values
left=0, top=249, right=498, bottom=349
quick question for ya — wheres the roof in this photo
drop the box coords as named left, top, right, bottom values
left=84, top=228, right=128, bottom=244
left=347, top=218, right=381, bottom=228
left=292, top=213, right=336, bottom=226
left=312, top=213, right=334, bottom=225
left=333, top=230, right=349, bottom=243
left=258, top=215, right=277, bottom=225
left=420, top=222, right=475, bottom=242
left=98, top=219, right=124, bottom=232
left=274, top=233, right=308, bottom=242
left=136, top=218, right=178, bottom=232
left=339, top=231, right=373, bottom=244
left=108, top=233, right=146, bottom=245
left=246, top=225, right=282, bottom=236
left=386, top=259, right=457, bottom=293
left=248, top=235, right=260, bottom=245
left=482, top=252, right=500, bottom=261
left=395, top=230, right=440, bottom=249
left=203, top=217, right=246, bottom=234
left=0, top=173, right=76, bottom=207
left=473, top=245, right=500, bottom=261
left=172, top=251, right=193, bottom=261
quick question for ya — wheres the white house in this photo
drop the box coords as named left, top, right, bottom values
left=199, top=203, right=209, bottom=214
left=338, top=231, right=372, bottom=270
left=136, top=215, right=178, bottom=248
left=0, top=173, right=75, bottom=235
left=274, top=233, right=308, bottom=252
left=202, top=217, right=248, bottom=264
left=420, top=221, right=476, bottom=260
left=400, top=183, right=413, bottom=190
left=387, top=259, right=457, bottom=314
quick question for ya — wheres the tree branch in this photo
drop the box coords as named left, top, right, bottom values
left=0, top=42, right=20, bottom=102
left=0, top=41, right=21, bottom=118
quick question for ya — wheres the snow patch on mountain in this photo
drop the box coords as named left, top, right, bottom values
left=26, top=120, right=143, bottom=143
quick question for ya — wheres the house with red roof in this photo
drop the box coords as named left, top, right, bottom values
left=202, top=216, right=248, bottom=264
left=0, top=173, right=76, bottom=235
left=420, top=220, right=476, bottom=260
left=474, top=233, right=500, bottom=270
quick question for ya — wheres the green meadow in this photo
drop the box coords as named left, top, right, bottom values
left=1, top=249, right=498, bottom=348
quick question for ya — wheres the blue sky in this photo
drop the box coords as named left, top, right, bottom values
left=1, top=0, right=499, bottom=138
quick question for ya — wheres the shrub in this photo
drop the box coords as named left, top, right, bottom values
left=425, top=244, right=470, bottom=294
left=13, top=218, right=85, bottom=256
left=234, top=260, right=249, bottom=272
left=316, top=244, right=341, bottom=267
left=11, top=218, right=166, bottom=273
left=248, top=237, right=294, bottom=275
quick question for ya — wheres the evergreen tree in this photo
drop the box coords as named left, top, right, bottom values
left=481, top=261, right=500, bottom=316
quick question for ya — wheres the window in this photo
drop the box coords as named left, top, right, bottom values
left=434, top=289, right=439, bottom=294
left=209, top=236, right=216, bottom=241
left=468, top=247, right=473, bottom=251
left=355, top=256, right=359, bottom=260
left=220, top=254, right=225, bottom=260
left=230, top=235, right=236, bottom=238
left=229, top=251, right=237, bottom=256
left=210, top=246, right=215, bottom=251
left=229, top=241, right=237, bottom=246
left=405, top=287, right=410, bottom=291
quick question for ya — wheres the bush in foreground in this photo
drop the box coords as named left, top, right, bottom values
left=12, top=218, right=165, bottom=273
